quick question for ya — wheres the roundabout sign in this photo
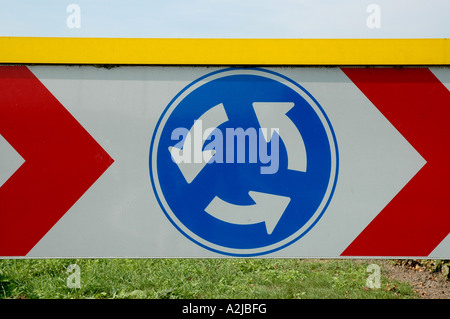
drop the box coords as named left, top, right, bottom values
left=150, top=68, right=339, bottom=256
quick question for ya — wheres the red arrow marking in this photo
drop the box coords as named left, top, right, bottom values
left=0, top=66, right=114, bottom=256
left=341, top=67, right=450, bottom=257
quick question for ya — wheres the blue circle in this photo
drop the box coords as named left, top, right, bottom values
left=150, top=68, right=339, bottom=256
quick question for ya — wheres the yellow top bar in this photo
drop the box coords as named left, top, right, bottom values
left=1, top=37, right=449, bottom=65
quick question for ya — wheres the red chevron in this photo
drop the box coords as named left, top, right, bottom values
left=341, top=67, right=450, bottom=256
left=0, top=66, right=114, bottom=256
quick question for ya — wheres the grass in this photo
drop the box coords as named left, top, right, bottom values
left=0, top=258, right=417, bottom=299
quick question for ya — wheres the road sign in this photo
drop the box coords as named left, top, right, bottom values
left=0, top=65, right=449, bottom=258
left=150, top=68, right=338, bottom=256
left=0, top=66, right=114, bottom=256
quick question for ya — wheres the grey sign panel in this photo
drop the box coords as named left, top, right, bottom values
left=0, top=65, right=448, bottom=258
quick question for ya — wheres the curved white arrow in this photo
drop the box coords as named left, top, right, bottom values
left=253, top=102, right=307, bottom=172
left=169, top=103, right=228, bottom=183
left=204, top=191, right=291, bottom=234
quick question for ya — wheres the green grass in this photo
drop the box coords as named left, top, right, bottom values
left=0, top=259, right=417, bottom=299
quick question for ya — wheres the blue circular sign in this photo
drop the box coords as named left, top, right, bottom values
left=150, top=68, right=338, bottom=256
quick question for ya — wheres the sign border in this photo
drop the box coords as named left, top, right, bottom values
left=1, top=37, right=449, bottom=65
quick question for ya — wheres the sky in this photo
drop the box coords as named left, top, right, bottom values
left=0, top=0, right=449, bottom=38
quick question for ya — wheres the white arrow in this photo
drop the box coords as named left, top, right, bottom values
left=204, top=191, right=291, bottom=235
left=253, top=102, right=307, bottom=172
left=169, top=103, right=228, bottom=183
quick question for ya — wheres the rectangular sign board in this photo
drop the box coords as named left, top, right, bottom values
left=0, top=65, right=449, bottom=258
